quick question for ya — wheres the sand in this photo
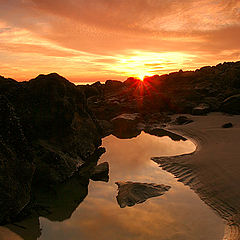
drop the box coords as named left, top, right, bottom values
left=151, top=112, right=240, bottom=240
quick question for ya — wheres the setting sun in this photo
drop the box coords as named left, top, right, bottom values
left=137, top=73, right=147, bottom=81
left=103, top=51, right=196, bottom=81
left=1, top=1, right=240, bottom=239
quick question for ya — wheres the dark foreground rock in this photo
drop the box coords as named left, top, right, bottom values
left=5, top=148, right=106, bottom=240
left=0, top=73, right=102, bottom=224
left=115, top=181, right=171, bottom=208
left=174, top=116, right=193, bottom=125
left=222, top=122, right=233, bottom=128
left=0, top=95, right=35, bottom=224
left=221, top=94, right=240, bottom=114
left=192, top=103, right=210, bottom=115
left=111, top=113, right=141, bottom=139
left=90, top=162, right=109, bottom=182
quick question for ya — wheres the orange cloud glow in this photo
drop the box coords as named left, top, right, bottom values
left=0, top=0, right=239, bottom=83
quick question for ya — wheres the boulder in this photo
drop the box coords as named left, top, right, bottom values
left=90, top=162, right=109, bottom=182
left=97, top=120, right=113, bottom=137
left=222, top=122, right=233, bottom=128
left=192, top=103, right=210, bottom=115
left=0, top=95, right=35, bottom=224
left=115, top=181, right=171, bottom=208
left=104, top=80, right=124, bottom=93
left=175, top=116, right=193, bottom=125
left=0, top=73, right=102, bottom=223
left=111, top=113, right=141, bottom=139
left=123, top=77, right=141, bottom=87
left=221, top=94, right=240, bottom=114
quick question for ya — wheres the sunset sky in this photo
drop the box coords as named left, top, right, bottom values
left=0, top=0, right=240, bottom=83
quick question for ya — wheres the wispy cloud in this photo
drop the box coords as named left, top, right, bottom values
left=0, top=0, right=239, bottom=82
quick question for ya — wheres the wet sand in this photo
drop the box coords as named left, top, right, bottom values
left=152, top=113, right=240, bottom=240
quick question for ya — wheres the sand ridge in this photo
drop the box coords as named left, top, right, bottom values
left=152, top=113, right=240, bottom=240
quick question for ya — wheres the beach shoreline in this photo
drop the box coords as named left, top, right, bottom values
left=152, top=112, right=240, bottom=240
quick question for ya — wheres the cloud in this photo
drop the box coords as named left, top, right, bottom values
left=0, top=43, right=78, bottom=57
left=0, top=0, right=239, bottom=81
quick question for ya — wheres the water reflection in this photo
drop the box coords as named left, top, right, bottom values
left=0, top=132, right=224, bottom=240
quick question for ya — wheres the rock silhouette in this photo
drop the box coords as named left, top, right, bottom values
left=115, top=181, right=171, bottom=208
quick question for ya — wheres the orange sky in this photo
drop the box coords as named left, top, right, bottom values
left=0, top=0, right=240, bottom=83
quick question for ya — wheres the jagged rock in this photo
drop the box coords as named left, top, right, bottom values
left=105, top=80, right=124, bottom=92
left=111, top=113, right=141, bottom=139
left=221, top=94, right=240, bottom=114
left=123, top=77, right=141, bottom=87
left=88, top=61, right=240, bottom=118
left=0, top=95, right=35, bottom=224
left=222, top=122, right=233, bottom=128
left=115, top=181, right=171, bottom=208
left=97, top=120, right=113, bottom=137
left=90, top=162, right=109, bottom=182
left=175, top=116, right=193, bottom=125
left=192, top=103, right=210, bottom=115
left=0, top=73, right=102, bottom=223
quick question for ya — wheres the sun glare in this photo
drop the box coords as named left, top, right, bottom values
left=137, top=73, right=147, bottom=81
left=106, top=51, right=195, bottom=80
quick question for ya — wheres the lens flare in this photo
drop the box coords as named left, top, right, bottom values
left=137, top=73, right=147, bottom=81
left=107, top=51, right=195, bottom=80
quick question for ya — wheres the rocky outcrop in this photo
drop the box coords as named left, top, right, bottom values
left=0, top=95, right=35, bottom=224
left=222, top=122, right=233, bottom=128
left=115, top=181, right=171, bottom=208
left=90, top=162, right=109, bottom=182
left=111, top=113, right=141, bottom=139
left=192, top=103, right=210, bottom=115
left=0, top=73, right=102, bottom=224
left=174, top=116, right=193, bottom=125
left=221, top=94, right=240, bottom=114
left=88, top=61, right=240, bottom=117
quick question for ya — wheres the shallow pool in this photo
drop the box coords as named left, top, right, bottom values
left=0, top=132, right=224, bottom=240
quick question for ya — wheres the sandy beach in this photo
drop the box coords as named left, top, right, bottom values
left=152, top=113, right=240, bottom=240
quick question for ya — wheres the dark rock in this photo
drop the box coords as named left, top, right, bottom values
left=222, top=122, right=233, bottom=128
left=88, top=61, right=240, bottom=118
left=105, top=80, right=124, bottom=93
left=123, top=77, right=141, bottom=87
left=115, top=181, right=171, bottom=208
left=97, top=120, right=113, bottom=137
left=175, top=116, right=193, bottom=125
left=144, top=112, right=171, bottom=124
left=204, top=97, right=221, bottom=111
left=0, top=95, right=35, bottom=224
left=192, top=103, right=210, bottom=115
left=6, top=173, right=90, bottom=240
left=221, top=94, right=240, bottom=114
left=111, top=113, right=141, bottom=139
left=0, top=73, right=102, bottom=223
left=90, top=162, right=109, bottom=182
left=6, top=146, right=105, bottom=239
left=77, top=82, right=103, bottom=98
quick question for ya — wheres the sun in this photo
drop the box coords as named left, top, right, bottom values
left=137, top=73, right=146, bottom=81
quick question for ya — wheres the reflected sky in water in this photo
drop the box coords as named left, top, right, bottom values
left=0, top=132, right=224, bottom=240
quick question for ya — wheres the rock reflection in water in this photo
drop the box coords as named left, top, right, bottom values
left=37, top=132, right=223, bottom=240
left=115, top=181, right=171, bottom=208
left=3, top=175, right=89, bottom=240
left=0, top=132, right=225, bottom=240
